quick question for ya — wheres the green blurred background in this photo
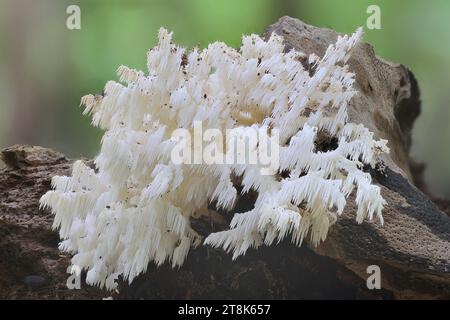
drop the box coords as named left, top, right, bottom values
left=0, top=0, right=449, bottom=196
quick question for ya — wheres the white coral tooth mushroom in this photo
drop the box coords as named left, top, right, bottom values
left=40, top=27, right=388, bottom=290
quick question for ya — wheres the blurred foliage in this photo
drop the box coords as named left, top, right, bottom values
left=0, top=0, right=449, bottom=196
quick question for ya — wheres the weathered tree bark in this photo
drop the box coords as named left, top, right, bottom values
left=1, top=17, right=449, bottom=299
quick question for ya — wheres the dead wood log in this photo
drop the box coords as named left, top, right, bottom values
left=0, top=17, right=449, bottom=299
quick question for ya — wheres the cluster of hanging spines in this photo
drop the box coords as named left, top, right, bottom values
left=205, top=27, right=388, bottom=257
left=80, top=27, right=362, bottom=136
left=39, top=161, right=202, bottom=289
left=40, top=26, right=389, bottom=290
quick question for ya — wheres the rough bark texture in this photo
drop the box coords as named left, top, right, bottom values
left=1, top=17, right=449, bottom=299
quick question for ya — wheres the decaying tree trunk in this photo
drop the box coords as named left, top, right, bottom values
left=1, top=17, right=449, bottom=299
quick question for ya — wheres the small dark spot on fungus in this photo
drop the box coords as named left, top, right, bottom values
left=180, top=53, right=188, bottom=67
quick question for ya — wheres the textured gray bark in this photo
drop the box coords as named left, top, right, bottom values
left=1, top=17, right=449, bottom=299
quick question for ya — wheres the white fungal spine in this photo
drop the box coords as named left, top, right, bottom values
left=40, top=27, right=389, bottom=290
